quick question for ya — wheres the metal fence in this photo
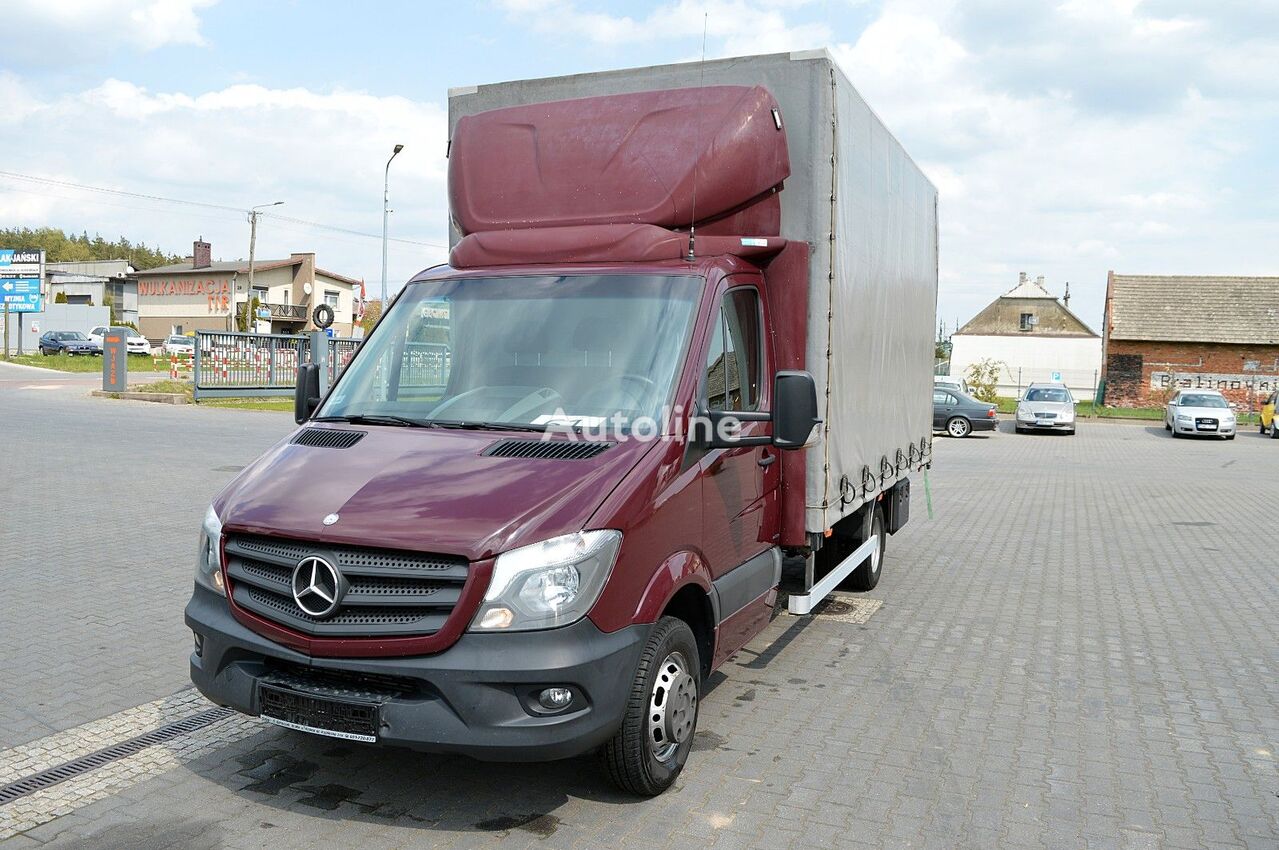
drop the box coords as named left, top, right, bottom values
left=193, top=331, right=361, bottom=400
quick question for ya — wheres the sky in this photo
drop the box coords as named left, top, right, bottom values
left=2, top=0, right=1276, bottom=331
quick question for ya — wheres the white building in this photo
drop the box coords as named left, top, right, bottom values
left=950, top=273, right=1102, bottom=400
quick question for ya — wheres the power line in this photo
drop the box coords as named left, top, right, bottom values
left=0, top=169, right=448, bottom=250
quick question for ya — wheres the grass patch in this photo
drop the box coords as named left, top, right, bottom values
left=4, top=353, right=167, bottom=372
left=201, top=396, right=294, bottom=412
left=131, top=379, right=194, bottom=396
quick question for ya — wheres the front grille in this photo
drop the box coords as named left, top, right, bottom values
left=1034, top=412, right=1057, bottom=419
left=261, top=660, right=420, bottom=700
left=225, top=534, right=468, bottom=639
left=1195, top=417, right=1218, bottom=429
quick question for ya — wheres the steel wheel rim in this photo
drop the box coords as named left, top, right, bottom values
left=647, top=650, right=697, bottom=763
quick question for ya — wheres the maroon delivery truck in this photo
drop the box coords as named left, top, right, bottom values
left=187, top=50, right=937, bottom=795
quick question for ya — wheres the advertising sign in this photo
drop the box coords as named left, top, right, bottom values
left=0, top=277, right=44, bottom=313
left=103, top=329, right=129, bottom=392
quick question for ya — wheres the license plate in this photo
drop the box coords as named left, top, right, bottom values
left=259, top=684, right=379, bottom=743
left=1036, top=419, right=1053, bottom=426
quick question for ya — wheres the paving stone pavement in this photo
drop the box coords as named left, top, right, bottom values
left=1, top=378, right=1276, bottom=849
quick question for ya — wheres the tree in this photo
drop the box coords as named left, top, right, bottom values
left=0, top=227, right=181, bottom=269
left=361, top=300, right=382, bottom=334
left=54, top=291, right=68, bottom=303
left=964, top=358, right=1004, bottom=403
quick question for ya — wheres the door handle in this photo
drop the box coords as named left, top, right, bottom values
left=758, top=451, right=777, bottom=468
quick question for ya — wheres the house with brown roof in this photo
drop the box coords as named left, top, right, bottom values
left=131, top=239, right=362, bottom=339
left=1101, top=272, right=1279, bottom=407
left=950, top=273, right=1101, bottom=399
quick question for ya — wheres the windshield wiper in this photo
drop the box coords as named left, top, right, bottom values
left=425, top=419, right=548, bottom=433
left=313, top=414, right=436, bottom=428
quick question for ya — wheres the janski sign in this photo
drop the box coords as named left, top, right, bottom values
left=137, top=278, right=230, bottom=313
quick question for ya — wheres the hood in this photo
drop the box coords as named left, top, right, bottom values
left=1173, top=405, right=1233, bottom=418
left=1020, top=400, right=1074, bottom=416
left=214, top=426, right=656, bottom=561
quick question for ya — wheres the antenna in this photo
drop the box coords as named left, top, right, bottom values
left=686, top=12, right=709, bottom=263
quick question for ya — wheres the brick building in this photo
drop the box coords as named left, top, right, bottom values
left=1101, top=272, right=1279, bottom=408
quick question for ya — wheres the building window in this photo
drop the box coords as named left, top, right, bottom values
left=324, top=290, right=340, bottom=310
left=1019, top=312, right=1036, bottom=331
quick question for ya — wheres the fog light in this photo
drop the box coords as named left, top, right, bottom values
left=211, top=570, right=225, bottom=593
left=538, top=687, right=574, bottom=710
left=193, top=632, right=204, bottom=657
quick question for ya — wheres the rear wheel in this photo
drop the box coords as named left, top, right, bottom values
left=946, top=417, right=971, bottom=438
left=602, top=617, right=700, bottom=796
left=846, top=507, right=886, bottom=592
left=1272, top=424, right=1279, bottom=439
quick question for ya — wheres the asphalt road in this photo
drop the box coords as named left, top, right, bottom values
left=0, top=370, right=1276, bottom=849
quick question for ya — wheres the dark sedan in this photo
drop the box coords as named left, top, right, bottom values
left=933, top=387, right=998, bottom=437
left=38, top=331, right=102, bottom=356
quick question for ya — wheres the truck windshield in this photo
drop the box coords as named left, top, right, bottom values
left=320, top=274, right=702, bottom=432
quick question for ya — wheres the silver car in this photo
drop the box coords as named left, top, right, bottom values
left=1014, top=383, right=1077, bottom=435
left=1164, top=390, right=1236, bottom=440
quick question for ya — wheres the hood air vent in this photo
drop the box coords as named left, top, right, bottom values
left=483, top=439, right=614, bottom=460
left=291, top=428, right=366, bottom=449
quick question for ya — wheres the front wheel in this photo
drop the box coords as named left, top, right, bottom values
left=1272, top=424, right=1279, bottom=440
left=602, top=616, right=700, bottom=796
left=946, top=417, right=971, bottom=438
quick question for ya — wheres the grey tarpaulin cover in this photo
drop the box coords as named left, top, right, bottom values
left=449, top=50, right=939, bottom=534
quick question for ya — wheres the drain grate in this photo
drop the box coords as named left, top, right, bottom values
left=0, top=706, right=235, bottom=806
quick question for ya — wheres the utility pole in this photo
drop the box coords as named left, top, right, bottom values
left=2, top=301, right=8, bottom=360
left=246, top=201, right=283, bottom=331
left=382, top=144, right=405, bottom=308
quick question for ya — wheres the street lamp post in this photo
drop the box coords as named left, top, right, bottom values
left=381, top=144, right=404, bottom=309
left=246, top=201, right=284, bottom=331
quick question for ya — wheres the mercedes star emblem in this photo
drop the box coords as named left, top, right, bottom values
left=323, top=513, right=340, bottom=526
left=291, top=556, right=345, bottom=618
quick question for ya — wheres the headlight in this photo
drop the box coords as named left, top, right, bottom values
left=1060, top=408, right=1075, bottom=422
left=1175, top=415, right=1192, bottom=423
left=195, top=505, right=225, bottom=596
left=1018, top=407, right=1034, bottom=421
left=471, top=530, right=621, bottom=632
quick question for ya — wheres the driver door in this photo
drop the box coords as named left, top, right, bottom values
left=699, top=283, right=778, bottom=579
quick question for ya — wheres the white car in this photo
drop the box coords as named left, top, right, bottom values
left=934, top=375, right=970, bottom=395
left=1164, top=390, right=1236, bottom=440
left=88, top=326, right=152, bottom=356
left=160, top=335, right=196, bottom=356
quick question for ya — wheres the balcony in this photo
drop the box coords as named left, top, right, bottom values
left=267, top=303, right=308, bottom=320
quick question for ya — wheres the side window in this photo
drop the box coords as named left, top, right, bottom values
left=704, top=289, right=762, bottom=412
left=933, top=390, right=949, bottom=405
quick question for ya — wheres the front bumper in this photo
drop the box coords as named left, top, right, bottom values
left=185, top=585, right=648, bottom=761
left=1017, top=418, right=1074, bottom=431
left=1173, top=421, right=1234, bottom=435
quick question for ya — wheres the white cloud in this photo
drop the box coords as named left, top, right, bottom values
left=830, top=0, right=1279, bottom=330
left=0, top=75, right=450, bottom=289
left=6, top=0, right=217, bottom=58
left=495, top=0, right=831, bottom=56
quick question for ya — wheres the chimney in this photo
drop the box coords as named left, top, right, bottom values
left=1063, top=282, right=1071, bottom=307
left=193, top=238, right=211, bottom=269
left=1035, top=275, right=1045, bottom=289
left=1018, top=271, right=1027, bottom=285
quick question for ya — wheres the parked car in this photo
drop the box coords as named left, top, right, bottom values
left=1014, top=383, right=1077, bottom=435
left=934, top=375, right=970, bottom=395
left=160, top=335, right=196, bottom=356
left=933, top=387, right=998, bottom=437
left=1260, top=390, right=1276, bottom=438
left=88, top=326, right=152, bottom=356
left=38, top=330, right=101, bottom=356
left=1164, top=389, right=1236, bottom=439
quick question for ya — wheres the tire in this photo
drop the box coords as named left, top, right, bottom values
left=1225, top=434, right=1235, bottom=441
left=602, top=616, right=700, bottom=796
left=1261, top=422, right=1267, bottom=434
left=946, top=417, right=971, bottom=438
left=846, top=507, right=886, bottom=592
left=1066, top=428, right=1076, bottom=436
left=1165, top=421, right=1172, bottom=432
left=1271, top=423, right=1279, bottom=439
left=1014, top=425, right=1026, bottom=434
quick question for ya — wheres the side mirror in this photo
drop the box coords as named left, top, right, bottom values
left=772, top=370, right=820, bottom=449
left=294, top=363, right=321, bottom=424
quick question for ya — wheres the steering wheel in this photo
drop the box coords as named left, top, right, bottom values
left=579, top=374, right=657, bottom=414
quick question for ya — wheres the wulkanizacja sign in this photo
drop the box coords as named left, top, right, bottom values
left=1150, top=371, right=1277, bottom=394
left=138, top=278, right=230, bottom=313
